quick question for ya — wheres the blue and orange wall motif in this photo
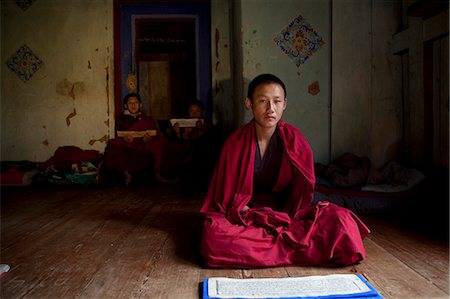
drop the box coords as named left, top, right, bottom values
left=274, top=14, right=325, bottom=69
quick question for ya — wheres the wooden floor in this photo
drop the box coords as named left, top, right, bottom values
left=1, top=185, right=448, bottom=299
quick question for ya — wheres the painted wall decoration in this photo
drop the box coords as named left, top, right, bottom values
left=15, top=0, right=35, bottom=11
left=308, top=81, right=320, bottom=95
left=6, top=44, right=43, bottom=82
left=126, top=73, right=137, bottom=93
left=274, top=14, right=325, bottom=69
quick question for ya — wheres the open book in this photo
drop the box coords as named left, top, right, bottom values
left=170, top=118, right=203, bottom=128
left=116, top=130, right=157, bottom=138
left=203, top=274, right=382, bottom=299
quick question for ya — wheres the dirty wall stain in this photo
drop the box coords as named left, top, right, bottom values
left=215, top=80, right=224, bottom=95
left=216, top=61, right=220, bottom=72
left=56, top=79, right=86, bottom=100
left=66, top=108, right=77, bottom=126
left=89, top=134, right=109, bottom=146
left=215, top=28, right=220, bottom=59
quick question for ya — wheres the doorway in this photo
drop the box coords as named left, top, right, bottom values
left=136, top=18, right=197, bottom=119
left=114, top=1, right=212, bottom=120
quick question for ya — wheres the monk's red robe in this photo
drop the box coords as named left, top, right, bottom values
left=200, top=120, right=370, bottom=268
left=104, top=113, right=166, bottom=174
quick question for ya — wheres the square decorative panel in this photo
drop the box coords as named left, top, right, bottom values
left=274, top=15, right=325, bottom=68
left=15, top=0, right=35, bottom=11
left=6, top=44, right=43, bottom=82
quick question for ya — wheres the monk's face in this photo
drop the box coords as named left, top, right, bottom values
left=247, top=83, right=287, bottom=129
left=188, top=104, right=203, bottom=118
left=125, top=96, right=142, bottom=115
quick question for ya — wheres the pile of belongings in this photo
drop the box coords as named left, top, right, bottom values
left=37, top=146, right=103, bottom=186
left=315, top=152, right=425, bottom=193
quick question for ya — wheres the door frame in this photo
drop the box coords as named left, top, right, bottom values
left=113, top=0, right=212, bottom=119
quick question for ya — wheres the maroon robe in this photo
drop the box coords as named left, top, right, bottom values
left=200, top=120, right=370, bottom=268
left=104, top=113, right=165, bottom=175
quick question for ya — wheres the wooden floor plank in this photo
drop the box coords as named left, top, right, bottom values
left=241, top=267, right=289, bottom=278
left=363, top=216, right=449, bottom=293
left=1, top=188, right=85, bottom=249
left=285, top=265, right=357, bottom=277
left=1, top=188, right=151, bottom=298
left=1, top=190, right=114, bottom=297
left=357, top=238, right=448, bottom=298
left=52, top=190, right=159, bottom=299
left=79, top=203, right=172, bottom=298
left=0, top=186, right=448, bottom=299
left=127, top=200, right=202, bottom=298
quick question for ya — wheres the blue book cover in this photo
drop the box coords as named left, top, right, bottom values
left=202, top=273, right=383, bottom=299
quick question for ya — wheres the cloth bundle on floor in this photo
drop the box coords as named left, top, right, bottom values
left=37, top=146, right=103, bottom=185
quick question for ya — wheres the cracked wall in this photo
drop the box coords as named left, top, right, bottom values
left=1, top=0, right=114, bottom=161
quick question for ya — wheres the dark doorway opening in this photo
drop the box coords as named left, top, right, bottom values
left=136, top=18, right=197, bottom=120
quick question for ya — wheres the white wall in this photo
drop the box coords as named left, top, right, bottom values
left=331, top=1, right=372, bottom=161
left=238, top=0, right=331, bottom=163
left=370, top=1, right=403, bottom=168
left=332, top=0, right=402, bottom=169
left=1, top=0, right=114, bottom=162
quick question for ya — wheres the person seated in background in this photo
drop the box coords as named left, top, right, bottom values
left=100, top=93, right=165, bottom=186
left=167, top=99, right=213, bottom=143
left=164, top=99, right=222, bottom=192
left=200, top=73, right=370, bottom=268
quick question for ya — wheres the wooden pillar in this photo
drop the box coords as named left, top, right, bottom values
left=407, top=16, right=425, bottom=165
left=432, top=35, right=449, bottom=167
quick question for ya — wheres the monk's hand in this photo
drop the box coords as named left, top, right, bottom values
left=124, top=136, right=133, bottom=142
left=195, top=119, right=204, bottom=128
left=240, top=205, right=249, bottom=214
left=143, top=132, right=152, bottom=143
left=173, top=123, right=180, bottom=134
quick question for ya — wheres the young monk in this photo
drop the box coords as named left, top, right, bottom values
left=168, top=100, right=220, bottom=191
left=200, top=74, right=370, bottom=268
left=169, top=99, right=212, bottom=142
left=101, top=93, right=165, bottom=186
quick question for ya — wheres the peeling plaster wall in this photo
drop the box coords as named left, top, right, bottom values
left=1, top=0, right=403, bottom=169
left=211, top=0, right=235, bottom=132
left=369, top=2, right=403, bottom=168
left=238, top=0, right=331, bottom=163
left=332, top=0, right=402, bottom=169
left=1, top=0, right=114, bottom=162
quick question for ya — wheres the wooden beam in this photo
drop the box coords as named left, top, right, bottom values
left=408, top=17, right=426, bottom=164
left=392, top=29, right=409, bottom=54
left=423, top=9, right=449, bottom=41
left=392, top=9, right=449, bottom=54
